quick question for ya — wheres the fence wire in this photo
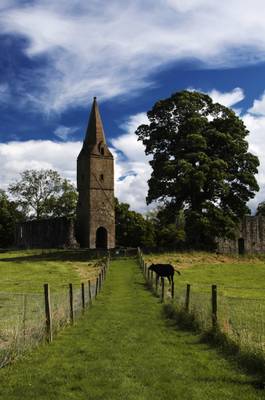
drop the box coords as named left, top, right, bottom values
left=137, top=248, right=265, bottom=357
left=0, top=264, right=106, bottom=368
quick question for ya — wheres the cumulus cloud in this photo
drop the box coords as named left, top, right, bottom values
left=208, top=88, right=245, bottom=108
left=0, top=140, right=81, bottom=190
left=248, top=91, right=265, bottom=116
left=111, top=112, right=152, bottom=212
left=242, top=113, right=265, bottom=211
left=1, top=1, right=265, bottom=112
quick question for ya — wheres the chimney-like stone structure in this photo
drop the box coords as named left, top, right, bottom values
left=76, top=97, right=115, bottom=248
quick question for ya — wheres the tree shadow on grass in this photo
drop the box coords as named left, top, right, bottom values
left=0, top=249, right=104, bottom=263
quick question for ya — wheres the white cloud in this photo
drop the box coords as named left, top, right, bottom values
left=112, top=113, right=148, bottom=162
left=1, top=1, right=265, bottom=112
left=54, top=125, right=79, bottom=141
left=242, top=113, right=265, bottom=211
left=111, top=112, right=152, bottom=212
left=208, top=88, right=245, bottom=108
left=0, top=140, right=81, bottom=190
left=248, top=91, right=265, bottom=116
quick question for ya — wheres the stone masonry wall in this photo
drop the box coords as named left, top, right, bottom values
left=217, top=215, right=265, bottom=254
left=15, top=217, right=78, bottom=249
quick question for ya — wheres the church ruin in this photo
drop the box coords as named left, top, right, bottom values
left=15, top=97, right=115, bottom=249
left=76, top=97, right=115, bottom=249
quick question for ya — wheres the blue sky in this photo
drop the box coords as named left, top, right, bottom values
left=1, top=0, right=265, bottom=212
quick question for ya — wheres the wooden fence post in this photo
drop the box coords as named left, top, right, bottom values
left=212, top=285, right=217, bottom=328
left=155, top=275, right=159, bottom=294
left=95, top=277, right=99, bottom=297
left=161, top=278, right=165, bottom=302
left=185, top=284, right=191, bottom=312
left=98, top=273, right=101, bottom=292
left=88, top=280, right=92, bottom=304
left=69, top=283, right=74, bottom=324
left=81, top=283, right=85, bottom=311
left=44, top=283, right=52, bottom=342
left=22, top=293, right=27, bottom=345
left=171, top=280, right=174, bottom=300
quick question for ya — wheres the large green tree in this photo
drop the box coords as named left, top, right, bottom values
left=0, top=190, right=23, bottom=247
left=9, top=169, right=77, bottom=220
left=136, top=91, right=259, bottom=249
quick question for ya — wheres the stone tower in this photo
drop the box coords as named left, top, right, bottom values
left=76, top=97, right=115, bottom=248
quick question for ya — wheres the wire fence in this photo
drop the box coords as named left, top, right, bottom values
left=0, top=257, right=110, bottom=368
left=137, top=248, right=265, bottom=356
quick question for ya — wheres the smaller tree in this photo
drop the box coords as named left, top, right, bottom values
left=147, top=205, right=185, bottom=248
left=115, top=199, right=156, bottom=247
left=9, top=169, right=77, bottom=219
left=0, top=190, right=23, bottom=247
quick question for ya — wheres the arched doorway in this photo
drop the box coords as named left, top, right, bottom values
left=96, top=227, right=108, bottom=249
left=238, top=238, right=245, bottom=255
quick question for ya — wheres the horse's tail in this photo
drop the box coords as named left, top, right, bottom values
left=173, top=266, right=181, bottom=275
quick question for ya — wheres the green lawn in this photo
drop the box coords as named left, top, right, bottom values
left=0, top=249, right=102, bottom=293
left=0, top=259, right=264, bottom=399
left=0, top=249, right=102, bottom=362
left=144, top=252, right=265, bottom=352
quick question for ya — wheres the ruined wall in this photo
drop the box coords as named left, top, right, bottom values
left=15, top=217, right=78, bottom=249
left=217, top=215, right=265, bottom=254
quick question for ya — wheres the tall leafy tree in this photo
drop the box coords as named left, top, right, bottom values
left=9, top=169, right=77, bottom=219
left=0, top=190, right=23, bottom=247
left=136, top=90, right=259, bottom=249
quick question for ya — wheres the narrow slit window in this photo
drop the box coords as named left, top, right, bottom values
left=100, top=174, right=104, bottom=181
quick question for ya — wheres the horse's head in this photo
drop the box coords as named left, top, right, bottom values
left=148, top=263, right=155, bottom=271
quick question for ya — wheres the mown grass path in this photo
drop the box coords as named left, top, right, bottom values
left=0, top=259, right=264, bottom=399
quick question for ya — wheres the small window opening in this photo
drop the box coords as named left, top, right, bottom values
left=100, top=147, right=104, bottom=155
left=100, top=174, right=104, bottom=181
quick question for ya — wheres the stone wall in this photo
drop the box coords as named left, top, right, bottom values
left=15, top=217, right=78, bottom=249
left=217, top=215, right=265, bottom=254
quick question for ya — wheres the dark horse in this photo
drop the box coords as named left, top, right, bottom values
left=148, top=263, right=181, bottom=283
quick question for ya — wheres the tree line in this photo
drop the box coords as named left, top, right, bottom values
left=0, top=168, right=184, bottom=249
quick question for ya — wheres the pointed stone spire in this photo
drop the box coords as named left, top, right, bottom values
left=84, top=97, right=106, bottom=146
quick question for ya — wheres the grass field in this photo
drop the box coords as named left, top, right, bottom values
left=0, top=249, right=103, bottom=365
left=144, top=252, right=265, bottom=353
left=0, top=259, right=264, bottom=400
left=0, top=249, right=103, bottom=293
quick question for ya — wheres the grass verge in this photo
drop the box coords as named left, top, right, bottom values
left=162, top=301, right=265, bottom=385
